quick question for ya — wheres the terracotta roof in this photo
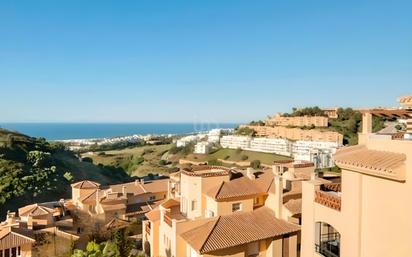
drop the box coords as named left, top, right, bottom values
left=181, top=166, right=232, bottom=177
left=71, top=180, right=100, bottom=189
left=101, top=203, right=127, bottom=212
left=145, top=209, right=161, bottom=222
left=108, top=178, right=168, bottom=196
left=80, top=190, right=100, bottom=205
left=334, top=145, right=406, bottom=181
left=125, top=200, right=163, bottom=216
left=206, top=177, right=265, bottom=201
left=161, top=198, right=180, bottom=209
left=398, top=95, right=412, bottom=106
left=254, top=170, right=275, bottom=193
left=105, top=217, right=130, bottom=230
left=0, top=227, right=35, bottom=250
left=180, top=207, right=300, bottom=254
left=18, top=204, right=54, bottom=217
left=284, top=199, right=302, bottom=215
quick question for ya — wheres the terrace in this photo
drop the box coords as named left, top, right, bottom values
left=314, top=183, right=341, bottom=211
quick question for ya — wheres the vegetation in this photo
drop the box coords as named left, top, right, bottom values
left=249, top=120, right=265, bottom=126
left=0, top=129, right=130, bottom=219
left=327, top=108, right=386, bottom=145
left=250, top=160, right=261, bottom=169
left=283, top=106, right=326, bottom=117
left=184, top=148, right=291, bottom=166
left=234, top=127, right=256, bottom=136
left=281, top=107, right=388, bottom=145
left=81, top=144, right=174, bottom=177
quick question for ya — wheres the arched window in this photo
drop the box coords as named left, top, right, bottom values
left=315, top=222, right=340, bottom=257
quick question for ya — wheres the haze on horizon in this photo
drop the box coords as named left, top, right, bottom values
left=0, top=0, right=411, bottom=123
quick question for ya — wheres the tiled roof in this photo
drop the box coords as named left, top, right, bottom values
left=206, top=177, right=265, bottom=201
left=398, top=95, right=412, bottom=106
left=180, top=207, right=300, bottom=254
left=18, top=204, right=54, bottom=217
left=161, top=198, right=180, bottom=209
left=125, top=200, right=163, bottom=216
left=108, top=178, right=168, bottom=195
left=284, top=199, right=302, bottom=215
left=145, top=209, right=161, bottom=222
left=80, top=190, right=100, bottom=205
left=334, top=145, right=406, bottom=181
left=0, top=227, right=35, bottom=250
left=105, top=217, right=130, bottom=230
left=71, top=180, right=100, bottom=189
left=181, top=166, right=232, bottom=177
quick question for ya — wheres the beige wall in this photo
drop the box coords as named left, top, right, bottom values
left=301, top=136, right=412, bottom=257
left=244, top=125, right=343, bottom=144
left=205, top=195, right=255, bottom=217
left=180, top=173, right=230, bottom=219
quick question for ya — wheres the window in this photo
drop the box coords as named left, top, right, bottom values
left=315, top=222, right=340, bottom=257
left=206, top=210, right=214, bottom=218
left=232, top=203, right=241, bottom=212
left=191, top=200, right=197, bottom=211
left=11, top=248, right=16, bottom=257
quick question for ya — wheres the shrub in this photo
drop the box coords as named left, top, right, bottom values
left=241, top=155, right=248, bottom=161
left=250, top=160, right=261, bottom=169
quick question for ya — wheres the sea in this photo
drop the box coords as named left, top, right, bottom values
left=0, top=123, right=238, bottom=141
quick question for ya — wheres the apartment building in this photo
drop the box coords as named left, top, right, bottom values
left=142, top=162, right=332, bottom=257
left=292, top=141, right=339, bottom=169
left=0, top=177, right=168, bottom=257
left=0, top=212, right=35, bottom=257
left=70, top=178, right=168, bottom=227
left=176, top=135, right=206, bottom=147
left=245, top=125, right=343, bottom=145
left=248, top=137, right=292, bottom=156
left=266, top=113, right=329, bottom=127
left=194, top=141, right=212, bottom=154
left=220, top=135, right=251, bottom=149
left=219, top=135, right=339, bottom=168
left=321, top=108, right=339, bottom=119
left=301, top=95, right=412, bottom=257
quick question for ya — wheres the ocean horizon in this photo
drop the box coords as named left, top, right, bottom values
left=0, top=122, right=239, bottom=141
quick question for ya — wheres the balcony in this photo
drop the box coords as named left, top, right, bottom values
left=314, top=183, right=341, bottom=211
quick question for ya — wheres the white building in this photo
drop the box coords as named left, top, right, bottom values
left=207, top=129, right=222, bottom=143
left=176, top=134, right=206, bottom=147
left=292, top=140, right=339, bottom=168
left=248, top=137, right=292, bottom=156
left=194, top=141, right=212, bottom=154
left=220, top=135, right=251, bottom=149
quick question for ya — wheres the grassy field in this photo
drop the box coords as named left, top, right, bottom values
left=184, top=148, right=292, bottom=165
left=81, top=144, right=173, bottom=177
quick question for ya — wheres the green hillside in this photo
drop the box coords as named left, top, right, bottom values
left=0, top=129, right=131, bottom=219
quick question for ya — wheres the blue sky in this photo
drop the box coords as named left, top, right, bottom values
left=0, top=0, right=411, bottom=123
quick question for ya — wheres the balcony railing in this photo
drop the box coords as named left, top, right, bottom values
left=315, top=190, right=341, bottom=211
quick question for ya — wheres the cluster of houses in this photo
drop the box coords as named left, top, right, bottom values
left=1, top=95, right=412, bottom=257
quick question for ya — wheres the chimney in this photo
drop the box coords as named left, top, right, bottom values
left=140, top=179, right=145, bottom=185
left=272, top=164, right=284, bottom=176
left=27, top=215, right=33, bottom=230
left=274, top=175, right=283, bottom=219
left=6, top=211, right=16, bottom=225
left=122, top=186, right=127, bottom=196
left=246, top=168, right=255, bottom=180
left=135, top=179, right=139, bottom=186
left=362, top=112, right=373, bottom=134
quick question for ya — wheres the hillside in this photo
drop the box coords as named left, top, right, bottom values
left=0, top=129, right=131, bottom=219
